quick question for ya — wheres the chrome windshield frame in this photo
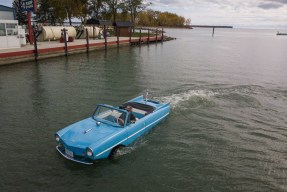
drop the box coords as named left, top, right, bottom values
left=92, top=104, right=128, bottom=127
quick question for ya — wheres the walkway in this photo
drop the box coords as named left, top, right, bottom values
left=0, top=35, right=162, bottom=65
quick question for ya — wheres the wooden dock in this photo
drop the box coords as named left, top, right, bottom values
left=0, top=35, right=163, bottom=66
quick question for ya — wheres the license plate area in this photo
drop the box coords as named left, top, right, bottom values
left=65, top=148, right=74, bottom=157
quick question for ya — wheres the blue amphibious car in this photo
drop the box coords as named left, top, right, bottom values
left=55, top=95, right=170, bottom=164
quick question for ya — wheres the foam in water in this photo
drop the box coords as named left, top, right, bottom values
left=156, top=90, right=217, bottom=108
left=114, top=138, right=149, bottom=157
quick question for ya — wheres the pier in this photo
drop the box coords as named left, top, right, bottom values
left=0, top=33, right=165, bottom=66
left=190, top=25, right=233, bottom=36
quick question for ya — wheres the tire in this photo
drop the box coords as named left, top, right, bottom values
left=108, top=145, right=123, bottom=160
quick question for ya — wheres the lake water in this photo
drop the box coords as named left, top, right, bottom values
left=1, top=28, right=287, bottom=192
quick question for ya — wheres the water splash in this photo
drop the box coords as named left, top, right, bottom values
left=155, top=90, right=218, bottom=108
left=114, top=138, right=148, bottom=157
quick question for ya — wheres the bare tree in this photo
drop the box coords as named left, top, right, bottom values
left=185, top=18, right=191, bottom=26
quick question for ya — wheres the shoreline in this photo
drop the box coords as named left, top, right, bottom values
left=0, top=35, right=174, bottom=66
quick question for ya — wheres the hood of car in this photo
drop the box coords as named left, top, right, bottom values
left=58, top=118, right=120, bottom=148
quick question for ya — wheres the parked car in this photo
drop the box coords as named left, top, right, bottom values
left=55, top=95, right=170, bottom=165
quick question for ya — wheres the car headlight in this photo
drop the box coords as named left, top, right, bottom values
left=55, top=134, right=60, bottom=142
left=86, top=148, right=93, bottom=157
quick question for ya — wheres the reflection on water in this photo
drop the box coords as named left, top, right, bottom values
left=1, top=28, right=287, bottom=191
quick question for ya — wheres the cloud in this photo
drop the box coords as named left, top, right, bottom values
left=267, top=0, right=287, bottom=4
left=149, top=0, right=287, bottom=28
left=150, top=0, right=287, bottom=10
left=0, top=0, right=12, bottom=7
left=258, top=0, right=287, bottom=9
left=258, top=2, right=284, bottom=9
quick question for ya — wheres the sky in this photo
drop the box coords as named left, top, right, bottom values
left=149, top=0, right=287, bottom=28
left=1, top=0, right=286, bottom=29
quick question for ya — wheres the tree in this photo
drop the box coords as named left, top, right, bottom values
left=74, top=0, right=89, bottom=23
left=12, top=0, right=27, bottom=25
left=34, top=0, right=50, bottom=23
left=124, top=0, right=150, bottom=26
left=137, top=11, right=149, bottom=26
left=104, top=0, right=125, bottom=23
left=49, top=0, right=88, bottom=25
left=34, top=0, right=60, bottom=25
left=88, top=0, right=104, bottom=19
left=137, top=10, right=186, bottom=27
left=185, top=18, right=191, bottom=26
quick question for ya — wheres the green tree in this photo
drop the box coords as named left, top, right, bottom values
left=104, top=0, right=125, bottom=23
left=34, top=0, right=60, bottom=25
left=49, top=0, right=88, bottom=25
left=137, top=10, right=186, bottom=27
left=88, top=0, right=105, bottom=19
left=137, top=11, right=149, bottom=26
left=124, top=0, right=150, bottom=26
left=12, top=0, right=27, bottom=25
left=34, top=0, right=50, bottom=23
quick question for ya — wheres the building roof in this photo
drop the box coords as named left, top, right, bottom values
left=86, top=18, right=112, bottom=26
left=0, top=5, right=15, bottom=11
left=0, top=5, right=16, bottom=20
left=113, top=21, right=133, bottom=27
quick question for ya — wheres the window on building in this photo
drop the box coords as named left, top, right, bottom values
left=0, top=23, right=6, bottom=36
left=6, top=23, right=18, bottom=36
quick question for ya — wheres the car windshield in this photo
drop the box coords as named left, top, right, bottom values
left=93, top=105, right=126, bottom=126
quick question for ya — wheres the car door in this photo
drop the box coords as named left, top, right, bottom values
left=126, top=117, right=146, bottom=145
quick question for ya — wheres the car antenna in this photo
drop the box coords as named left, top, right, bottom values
left=145, top=89, right=149, bottom=104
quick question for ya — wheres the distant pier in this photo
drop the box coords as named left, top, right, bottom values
left=189, top=25, right=233, bottom=36
left=190, top=25, right=233, bottom=28
left=276, top=32, right=287, bottom=36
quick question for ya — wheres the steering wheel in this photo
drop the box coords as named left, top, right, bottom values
left=117, top=118, right=124, bottom=126
left=112, top=116, right=117, bottom=123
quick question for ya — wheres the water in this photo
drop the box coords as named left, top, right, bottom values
left=1, top=28, right=287, bottom=191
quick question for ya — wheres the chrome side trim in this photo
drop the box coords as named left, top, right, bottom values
left=128, top=112, right=170, bottom=139
left=95, top=138, right=128, bottom=157
left=56, top=146, right=93, bottom=165
left=95, top=112, right=170, bottom=157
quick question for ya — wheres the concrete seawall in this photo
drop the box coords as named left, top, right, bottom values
left=0, top=36, right=164, bottom=66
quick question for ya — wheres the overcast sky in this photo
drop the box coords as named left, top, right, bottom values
left=1, top=0, right=286, bottom=28
left=149, top=0, right=287, bottom=28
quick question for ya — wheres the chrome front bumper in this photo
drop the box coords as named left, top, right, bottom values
left=56, top=145, right=93, bottom=165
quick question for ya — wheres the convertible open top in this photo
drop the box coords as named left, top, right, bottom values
left=120, top=102, right=155, bottom=114
left=55, top=95, right=170, bottom=165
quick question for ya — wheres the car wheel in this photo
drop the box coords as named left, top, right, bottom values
left=108, top=145, right=123, bottom=160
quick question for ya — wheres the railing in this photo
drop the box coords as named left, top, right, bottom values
left=30, top=27, right=165, bottom=61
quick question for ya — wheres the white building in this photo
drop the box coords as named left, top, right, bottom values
left=0, top=5, right=24, bottom=49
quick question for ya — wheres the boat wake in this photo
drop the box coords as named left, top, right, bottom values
left=155, top=89, right=218, bottom=109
